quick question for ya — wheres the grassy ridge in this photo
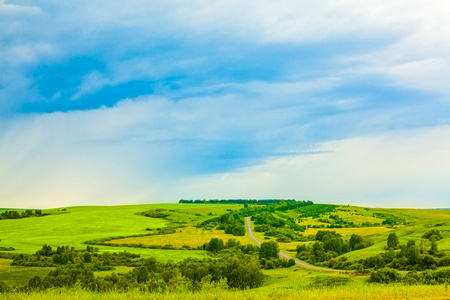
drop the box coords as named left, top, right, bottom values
left=0, top=204, right=239, bottom=253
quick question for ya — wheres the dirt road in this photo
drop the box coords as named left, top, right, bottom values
left=245, top=216, right=346, bottom=272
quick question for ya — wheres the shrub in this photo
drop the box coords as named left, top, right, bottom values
left=369, top=268, right=401, bottom=283
left=422, top=229, right=443, bottom=241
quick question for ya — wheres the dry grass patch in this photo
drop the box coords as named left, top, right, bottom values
left=303, top=226, right=393, bottom=237
left=107, top=226, right=250, bottom=248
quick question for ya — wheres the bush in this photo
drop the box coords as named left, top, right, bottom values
left=0, top=281, right=10, bottom=293
left=369, top=268, right=401, bottom=283
left=422, top=229, right=443, bottom=241
left=288, top=258, right=296, bottom=267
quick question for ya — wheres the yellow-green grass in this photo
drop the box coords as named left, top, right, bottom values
left=153, top=204, right=242, bottom=225
left=1, top=281, right=449, bottom=300
left=94, top=266, right=134, bottom=277
left=107, top=226, right=252, bottom=248
left=302, top=226, right=392, bottom=237
left=0, top=204, right=238, bottom=253
left=0, top=204, right=243, bottom=262
left=95, top=247, right=210, bottom=261
left=0, top=259, right=54, bottom=286
left=0, top=205, right=165, bottom=253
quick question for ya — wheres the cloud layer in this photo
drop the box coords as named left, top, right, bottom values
left=1, top=0, right=449, bottom=208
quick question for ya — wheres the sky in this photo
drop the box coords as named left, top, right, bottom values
left=1, top=0, right=450, bottom=209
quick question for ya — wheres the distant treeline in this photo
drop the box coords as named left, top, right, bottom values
left=179, top=199, right=308, bottom=205
left=0, top=210, right=45, bottom=220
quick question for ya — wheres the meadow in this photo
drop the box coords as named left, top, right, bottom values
left=0, top=204, right=240, bottom=255
left=1, top=201, right=450, bottom=299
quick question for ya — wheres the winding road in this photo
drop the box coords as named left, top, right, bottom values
left=245, top=217, right=346, bottom=272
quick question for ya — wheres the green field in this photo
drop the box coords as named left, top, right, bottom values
left=1, top=202, right=450, bottom=299
left=0, top=204, right=240, bottom=256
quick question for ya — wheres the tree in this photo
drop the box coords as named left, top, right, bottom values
left=260, top=241, right=279, bottom=260
left=421, top=254, right=438, bottom=269
left=136, top=266, right=149, bottom=283
left=232, top=225, right=246, bottom=236
left=387, top=232, right=399, bottom=249
left=406, top=240, right=418, bottom=265
left=429, top=236, right=438, bottom=255
left=312, top=241, right=325, bottom=262
left=288, top=258, right=296, bottom=267
left=422, top=229, right=443, bottom=241
left=206, top=238, right=224, bottom=253
left=324, top=237, right=343, bottom=254
left=84, top=252, right=92, bottom=263
left=350, top=234, right=363, bottom=251
left=28, top=276, right=41, bottom=289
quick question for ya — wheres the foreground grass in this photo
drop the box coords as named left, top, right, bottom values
left=1, top=282, right=449, bottom=300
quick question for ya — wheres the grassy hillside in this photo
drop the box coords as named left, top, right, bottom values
left=1, top=202, right=450, bottom=299
left=0, top=204, right=240, bottom=254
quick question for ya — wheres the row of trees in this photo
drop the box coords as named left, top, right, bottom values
left=199, top=211, right=246, bottom=236
left=369, top=268, right=450, bottom=285
left=0, top=210, right=44, bottom=220
left=203, top=237, right=294, bottom=270
left=179, top=199, right=302, bottom=205
left=296, top=231, right=372, bottom=264
left=11, top=245, right=139, bottom=270
left=16, top=247, right=265, bottom=292
left=26, top=255, right=263, bottom=292
left=326, top=231, right=448, bottom=271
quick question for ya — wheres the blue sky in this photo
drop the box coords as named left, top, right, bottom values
left=1, top=0, right=450, bottom=208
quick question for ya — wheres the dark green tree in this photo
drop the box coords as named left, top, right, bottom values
left=429, top=236, right=438, bottom=255
left=206, top=238, right=224, bottom=253
left=136, top=266, right=149, bottom=283
left=260, top=241, right=279, bottom=260
left=84, top=252, right=92, bottom=263
left=232, top=225, right=246, bottom=236
left=406, top=240, right=418, bottom=265
left=387, top=232, right=399, bottom=249
left=422, top=229, right=443, bottom=241
left=312, top=241, right=325, bottom=262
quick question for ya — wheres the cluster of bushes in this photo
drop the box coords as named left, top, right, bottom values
left=372, top=212, right=407, bottom=227
left=140, top=209, right=170, bottom=219
left=422, top=229, right=444, bottom=241
left=369, top=267, right=450, bottom=285
left=18, top=254, right=264, bottom=293
left=262, top=227, right=310, bottom=243
left=203, top=238, right=293, bottom=270
left=296, top=231, right=372, bottom=264
left=252, top=212, right=305, bottom=232
left=11, top=245, right=140, bottom=270
left=0, top=247, right=15, bottom=251
left=203, top=238, right=253, bottom=254
left=333, top=231, right=448, bottom=271
left=250, top=210, right=307, bottom=243
left=316, top=214, right=382, bottom=228
left=0, top=210, right=45, bottom=220
left=198, top=211, right=246, bottom=236
left=295, top=204, right=337, bottom=219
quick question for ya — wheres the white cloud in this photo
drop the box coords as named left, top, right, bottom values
left=178, top=125, right=450, bottom=208
left=0, top=0, right=42, bottom=15
left=0, top=91, right=448, bottom=208
left=70, top=70, right=111, bottom=100
left=1, top=0, right=449, bottom=208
